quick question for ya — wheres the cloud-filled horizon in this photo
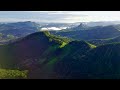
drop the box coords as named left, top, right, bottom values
left=0, top=11, right=120, bottom=23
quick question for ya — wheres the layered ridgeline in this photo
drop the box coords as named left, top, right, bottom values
left=51, top=24, right=120, bottom=40
left=88, top=35, right=120, bottom=46
left=1, top=31, right=120, bottom=79
left=0, top=31, right=96, bottom=79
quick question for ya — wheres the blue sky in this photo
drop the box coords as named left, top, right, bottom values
left=0, top=11, right=120, bottom=23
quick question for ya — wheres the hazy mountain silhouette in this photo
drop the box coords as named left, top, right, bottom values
left=51, top=24, right=120, bottom=40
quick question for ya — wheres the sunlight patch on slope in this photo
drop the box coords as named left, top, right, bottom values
left=0, top=69, right=28, bottom=79
left=87, top=42, right=97, bottom=48
left=59, top=42, right=67, bottom=48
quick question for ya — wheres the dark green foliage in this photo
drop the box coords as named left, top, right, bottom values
left=53, top=40, right=96, bottom=78
left=76, top=42, right=120, bottom=79
left=50, top=42, right=120, bottom=79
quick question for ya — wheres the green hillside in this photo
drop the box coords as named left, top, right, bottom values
left=1, top=31, right=120, bottom=79
left=0, top=31, right=72, bottom=79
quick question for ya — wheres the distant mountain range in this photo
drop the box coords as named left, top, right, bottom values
left=51, top=24, right=120, bottom=40
left=0, top=21, right=40, bottom=45
left=0, top=21, right=39, bottom=37
left=74, top=21, right=120, bottom=27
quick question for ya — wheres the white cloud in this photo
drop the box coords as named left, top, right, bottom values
left=41, top=27, right=67, bottom=31
left=1, top=11, right=120, bottom=23
left=41, top=27, right=61, bottom=31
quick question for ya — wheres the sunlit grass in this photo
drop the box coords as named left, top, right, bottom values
left=59, top=42, right=67, bottom=48
left=0, top=69, right=28, bottom=79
